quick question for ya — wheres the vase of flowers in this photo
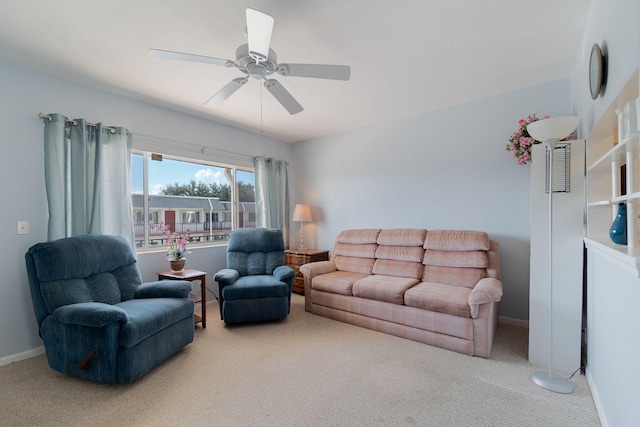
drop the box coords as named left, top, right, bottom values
left=505, top=113, right=576, bottom=165
left=163, top=223, right=190, bottom=272
left=169, top=258, right=186, bottom=273
left=505, top=114, right=575, bottom=165
left=505, top=114, right=551, bottom=165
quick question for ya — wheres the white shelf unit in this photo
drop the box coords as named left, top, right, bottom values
left=585, top=68, right=640, bottom=270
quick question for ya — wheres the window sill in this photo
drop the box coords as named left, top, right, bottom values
left=136, top=241, right=228, bottom=256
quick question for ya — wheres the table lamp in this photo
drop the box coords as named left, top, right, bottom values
left=292, top=204, right=312, bottom=250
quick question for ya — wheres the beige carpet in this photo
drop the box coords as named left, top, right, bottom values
left=0, top=294, right=600, bottom=426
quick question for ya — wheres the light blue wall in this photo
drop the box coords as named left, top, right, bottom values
left=572, top=0, right=640, bottom=138
left=570, top=0, right=640, bottom=425
left=0, top=60, right=292, bottom=361
left=291, top=80, right=571, bottom=321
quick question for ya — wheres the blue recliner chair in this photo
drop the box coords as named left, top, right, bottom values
left=25, top=234, right=195, bottom=384
left=215, top=228, right=295, bottom=324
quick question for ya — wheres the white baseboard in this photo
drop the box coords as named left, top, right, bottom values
left=498, top=316, right=529, bottom=328
left=0, top=346, right=45, bottom=367
left=586, top=368, right=608, bottom=427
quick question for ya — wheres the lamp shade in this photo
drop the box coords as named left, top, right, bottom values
left=292, top=204, right=312, bottom=222
left=527, top=116, right=579, bottom=143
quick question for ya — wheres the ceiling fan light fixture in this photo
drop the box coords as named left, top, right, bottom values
left=247, top=63, right=267, bottom=80
left=149, top=8, right=350, bottom=115
left=235, top=44, right=277, bottom=72
left=246, top=8, right=274, bottom=64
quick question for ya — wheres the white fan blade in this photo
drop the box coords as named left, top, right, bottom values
left=205, top=77, right=248, bottom=107
left=264, top=79, right=303, bottom=115
left=277, top=63, right=351, bottom=81
left=246, top=8, right=274, bottom=63
left=149, top=49, right=233, bottom=67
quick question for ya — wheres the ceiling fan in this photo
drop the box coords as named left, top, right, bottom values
left=149, top=8, right=351, bottom=115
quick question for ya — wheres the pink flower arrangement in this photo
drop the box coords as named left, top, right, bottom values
left=162, top=223, right=190, bottom=260
left=505, top=114, right=551, bottom=165
left=506, top=114, right=576, bottom=165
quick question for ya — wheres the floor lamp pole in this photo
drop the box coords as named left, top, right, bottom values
left=531, top=140, right=574, bottom=394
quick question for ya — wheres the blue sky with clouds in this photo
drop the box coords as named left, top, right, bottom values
left=131, top=154, right=254, bottom=195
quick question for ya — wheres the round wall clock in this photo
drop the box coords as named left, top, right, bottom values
left=589, top=43, right=605, bottom=99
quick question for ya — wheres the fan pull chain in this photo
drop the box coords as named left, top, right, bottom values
left=260, top=83, right=264, bottom=135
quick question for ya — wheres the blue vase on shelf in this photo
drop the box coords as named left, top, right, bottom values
left=609, top=203, right=628, bottom=245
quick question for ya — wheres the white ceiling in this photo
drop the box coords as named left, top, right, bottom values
left=0, top=0, right=591, bottom=143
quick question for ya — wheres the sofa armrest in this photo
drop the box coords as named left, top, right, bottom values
left=52, top=302, right=129, bottom=327
left=273, top=265, right=295, bottom=282
left=214, top=268, right=240, bottom=286
left=135, top=280, right=192, bottom=299
left=469, top=278, right=503, bottom=319
left=299, top=260, right=337, bottom=280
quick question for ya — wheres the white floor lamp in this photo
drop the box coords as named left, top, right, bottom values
left=527, top=116, right=580, bottom=394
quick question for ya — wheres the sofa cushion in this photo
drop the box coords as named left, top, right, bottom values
left=118, top=298, right=194, bottom=348
left=423, top=250, right=488, bottom=268
left=375, top=246, right=424, bottom=262
left=404, top=282, right=472, bottom=318
left=227, top=251, right=285, bottom=277
left=424, top=230, right=490, bottom=251
left=371, top=229, right=426, bottom=280
left=334, top=256, right=375, bottom=275
left=86, top=273, right=123, bottom=305
left=333, top=232, right=378, bottom=275
left=40, top=273, right=123, bottom=313
left=372, top=259, right=423, bottom=279
left=28, top=234, right=138, bottom=283
left=421, top=265, right=486, bottom=289
left=41, top=279, right=94, bottom=313
left=336, top=229, right=381, bottom=244
left=353, top=275, right=419, bottom=304
left=310, top=291, right=474, bottom=340
left=377, top=229, right=427, bottom=246
left=312, top=271, right=369, bottom=295
left=334, top=242, right=378, bottom=258
left=222, top=275, right=290, bottom=300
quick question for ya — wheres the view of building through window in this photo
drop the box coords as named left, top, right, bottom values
left=131, top=152, right=255, bottom=248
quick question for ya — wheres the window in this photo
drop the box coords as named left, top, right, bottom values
left=131, top=151, right=255, bottom=249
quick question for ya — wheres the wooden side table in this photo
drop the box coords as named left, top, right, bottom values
left=157, top=268, right=207, bottom=328
left=285, top=249, right=329, bottom=294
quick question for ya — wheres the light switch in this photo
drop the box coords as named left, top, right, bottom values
left=17, top=221, right=29, bottom=235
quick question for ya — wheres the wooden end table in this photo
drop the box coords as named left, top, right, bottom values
left=285, top=249, right=329, bottom=294
left=157, top=268, right=207, bottom=328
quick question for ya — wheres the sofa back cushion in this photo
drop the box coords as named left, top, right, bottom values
left=422, top=230, right=490, bottom=288
left=372, top=229, right=426, bottom=279
left=227, top=228, right=285, bottom=276
left=25, top=235, right=141, bottom=320
left=333, top=229, right=380, bottom=274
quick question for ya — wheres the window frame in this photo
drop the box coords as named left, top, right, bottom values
left=131, top=148, right=255, bottom=253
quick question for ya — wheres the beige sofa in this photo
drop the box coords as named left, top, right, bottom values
left=300, top=229, right=503, bottom=357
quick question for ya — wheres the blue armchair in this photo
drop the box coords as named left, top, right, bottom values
left=215, top=228, right=295, bottom=324
left=25, top=234, right=195, bottom=384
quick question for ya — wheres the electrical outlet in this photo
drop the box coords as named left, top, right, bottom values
left=17, top=221, right=29, bottom=235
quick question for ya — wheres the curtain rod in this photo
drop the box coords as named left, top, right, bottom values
left=132, top=131, right=255, bottom=159
left=39, top=113, right=288, bottom=165
left=39, top=113, right=117, bottom=133
left=128, top=132, right=288, bottom=165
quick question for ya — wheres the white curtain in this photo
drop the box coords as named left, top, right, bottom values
left=253, top=156, right=289, bottom=247
left=42, top=113, right=135, bottom=248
